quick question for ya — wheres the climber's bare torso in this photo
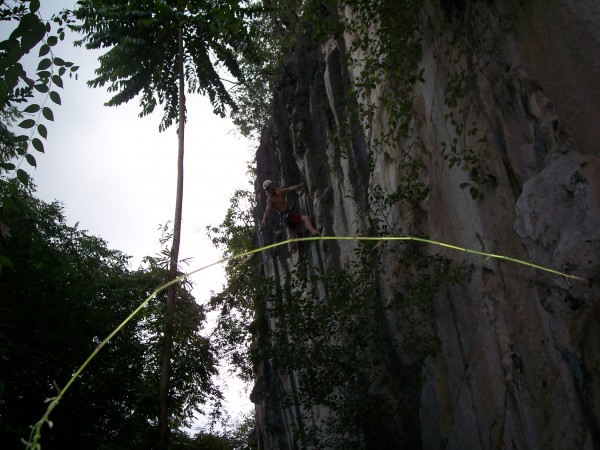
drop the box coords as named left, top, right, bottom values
left=267, top=188, right=291, bottom=212
left=261, top=181, right=320, bottom=236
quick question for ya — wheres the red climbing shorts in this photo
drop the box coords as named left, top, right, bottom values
left=280, top=210, right=302, bottom=228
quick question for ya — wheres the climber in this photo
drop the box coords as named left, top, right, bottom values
left=261, top=179, right=320, bottom=238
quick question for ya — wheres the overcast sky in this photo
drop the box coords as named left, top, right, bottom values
left=4, top=1, right=255, bottom=429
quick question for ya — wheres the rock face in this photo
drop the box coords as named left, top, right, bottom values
left=251, top=1, right=600, bottom=448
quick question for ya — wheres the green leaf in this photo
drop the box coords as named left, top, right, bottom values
left=18, top=119, right=36, bottom=128
left=37, top=124, right=48, bottom=139
left=469, top=187, right=479, bottom=200
left=34, top=83, right=49, bottom=93
left=16, top=168, right=29, bottom=185
left=52, top=75, right=63, bottom=88
left=42, top=107, right=54, bottom=121
left=53, top=57, right=65, bottom=66
left=47, top=36, right=58, bottom=46
left=0, top=85, right=8, bottom=107
left=37, top=70, right=51, bottom=79
left=25, top=153, right=37, bottom=167
left=0, top=162, right=16, bottom=171
left=37, top=58, right=52, bottom=71
left=24, top=104, right=41, bottom=113
left=29, top=0, right=41, bottom=13
left=32, top=138, right=44, bottom=153
left=49, top=91, right=61, bottom=105
left=0, top=255, right=15, bottom=273
left=39, top=44, right=50, bottom=57
left=15, top=13, right=46, bottom=52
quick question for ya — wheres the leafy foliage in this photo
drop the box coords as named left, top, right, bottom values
left=341, top=0, right=430, bottom=207
left=74, top=0, right=259, bottom=131
left=0, top=1, right=79, bottom=186
left=228, top=0, right=304, bottom=141
left=205, top=186, right=473, bottom=448
left=207, top=189, right=262, bottom=383
left=0, top=108, right=26, bottom=183
left=262, top=236, right=472, bottom=449
left=0, top=180, right=220, bottom=449
left=74, top=3, right=262, bottom=446
left=223, top=0, right=353, bottom=141
left=436, top=4, right=499, bottom=199
left=177, top=413, right=258, bottom=449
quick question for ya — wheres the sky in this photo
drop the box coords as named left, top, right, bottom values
left=3, top=1, right=256, bottom=430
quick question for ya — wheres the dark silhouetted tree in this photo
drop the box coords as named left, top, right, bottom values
left=74, top=1, right=258, bottom=447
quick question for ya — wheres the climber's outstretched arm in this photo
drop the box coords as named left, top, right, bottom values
left=280, top=182, right=304, bottom=194
left=261, top=197, right=273, bottom=228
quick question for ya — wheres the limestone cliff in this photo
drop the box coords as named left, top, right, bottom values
left=250, top=1, right=600, bottom=448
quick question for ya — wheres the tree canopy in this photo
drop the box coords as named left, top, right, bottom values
left=0, top=179, right=220, bottom=449
left=74, top=0, right=259, bottom=131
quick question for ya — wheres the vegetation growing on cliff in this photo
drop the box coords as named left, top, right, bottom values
left=264, top=242, right=472, bottom=448
left=206, top=188, right=263, bottom=383
left=212, top=2, right=478, bottom=447
left=343, top=0, right=499, bottom=199
left=436, top=2, right=500, bottom=198
left=206, top=180, right=474, bottom=450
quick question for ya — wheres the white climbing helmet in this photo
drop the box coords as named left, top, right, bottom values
left=263, top=180, right=274, bottom=190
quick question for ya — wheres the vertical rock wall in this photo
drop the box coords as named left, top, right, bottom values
left=251, top=1, right=600, bottom=448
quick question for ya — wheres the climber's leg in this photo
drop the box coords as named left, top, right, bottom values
left=301, top=215, right=320, bottom=236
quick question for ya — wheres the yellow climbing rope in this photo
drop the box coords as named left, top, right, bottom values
left=24, top=235, right=584, bottom=449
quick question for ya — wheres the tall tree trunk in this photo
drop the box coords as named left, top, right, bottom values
left=158, top=26, right=185, bottom=450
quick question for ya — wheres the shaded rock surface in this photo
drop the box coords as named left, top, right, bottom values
left=251, top=1, right=600, bottom=448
